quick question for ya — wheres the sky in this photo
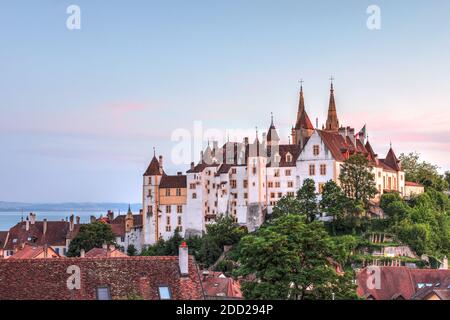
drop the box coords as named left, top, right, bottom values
left=0, top=0, right=449, bottom=203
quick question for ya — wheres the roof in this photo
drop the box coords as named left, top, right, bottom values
left=0, top=231, right=8, bottom=248
left=159, top=174, right=187, bottom=188
left=202, top=272, right=243, bottom=299
left=405, top=181, right=424, bottom=187
left=316, top=130, right=349, bottom=162
left=384, top=147, right=401, bottom=171
left=9, top=244, right=60, bottom=259
left=3, top=220, right=82, bottom=250
left=412, top=276, right=450, bottom=300
left=143, top=156, right=163, bottom=176
left=357, top=267, right=450, bottom=300
left=268, top=144, right=301, bottom=167
left=85, top=247, right=128, bottom=258
left=112, top=214, right=143, bottom=227
left=0, top=256, right=204, bottom=300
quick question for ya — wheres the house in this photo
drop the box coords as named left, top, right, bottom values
left=0, top=243, right=204, bottom=300
left=108, top=207, right=143, bottom=254
left=9, top=243, right=60, bottom=259
left=404, top=181, right=425, bottom=198
left=201, top=271, right=243, bottom=299
left=84, top=245, right=128, bottom=258
left=356, top=266, right=450, bottom=300
left=1, top=213, right=82, bottom=258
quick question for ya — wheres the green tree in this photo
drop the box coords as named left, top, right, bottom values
left=141, top=230, right=184, bottom=256
left=399, top=152, right=449, bottom=191
left=67, top=222, right=117, bottom=257
left=126, top=244, right=137, bottom=256
left=297, top=178, right=319, bottom=222
left=269, top=195, right=303, bottom=221
left=339, top=154, right=377, bottom=207
left=320, top=180, right=349, bottom=220
left=445, top=171, right=450, bottom=190
left=237, top=214, right=357, bottom=300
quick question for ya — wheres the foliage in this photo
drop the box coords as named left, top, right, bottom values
left=339, top=154, right=377, bottom=207
left=126, top=244, right=137, bottom=256
left=141, top=230, right=184, bottom=256
left=296, top=178, right=319, bottom=222
left=269, top=195, right=303, bottom=221
left=236, top=214, right=357, bottom=300
left=67, top=222, right=117, bottom=257
left=399, top=152, right=449, bottom=191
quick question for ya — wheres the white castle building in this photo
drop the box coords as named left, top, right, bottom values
left=141, top=82, right=406, bottom=246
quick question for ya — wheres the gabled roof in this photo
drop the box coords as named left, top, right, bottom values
left=384, top=147, right=401, bottom=171
left=9, top=244, right=60, bottom=259
left=112, top=214, right=143, bottom=227
left=0, top=256, right=204, bottom=300
left=159, top=175, right=187, bottom=188
left=357, top=267, right=450, bottom=300
left=143, top=156, right=163, bottom=176
left=202, top=272, right=243, bottom=299
left=85, top=247, right=128, bottom=258
left=316, top=130, right=349, bottom=162
left=267, top=144, right=301, bottom=167
left=3, top=220, right=82, bottom=250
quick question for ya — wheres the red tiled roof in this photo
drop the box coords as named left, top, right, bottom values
left=202, top=272, right=243, bottom=299
left=0, top=256, right=204, bottom=300
left=85, top=247, right=128, bottom=258
left=4, top=220, right=82, bottom=250
left=159, top=174, right=187, bottom=188
left=384, top=147, right=401, bottom=171
left=316, top=130, right=349, bottom=162
left=110, top=223, right=125, bottom=237
left=112, top=214, right=142, bottom=227
left=9, top=244, right=60, bottom=259
left=0, top=231, right=8, bottom=247
left=357, top=267, right=450, bottom=300
left=143, top=156, right=163, bottom=176
left=405, top=181, right=424, bottom=187
left=267, top=144, right=301, bottom=167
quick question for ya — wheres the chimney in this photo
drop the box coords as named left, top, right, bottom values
left=69, top=215, right=74, bottom=232
left=102, top=242, right=108, bottom=250
left=107, top=210, right=114, bottom=221
left=316, top=117, right=319, bottom=129
left=30, top=213, right=36, bottom=225
left=348, top=127, right=356, bottom=146
left=440, top=256, right=448, bottom=270
left=76, top=216, right=80, bottom=225
left=244, top=137, right=249, bottom=145
left=190, top=162, right=195, bottom=171
left=25, top=217, right=30, bottom=231
left=338, top=126, right=347, bottom=140
left=159, top=155, right=163, bottom=174
left=177, top=172, right=182, bottom=176
left=43, top=244, right=48, bottom=258
left=90, top=215, right=96, bottom=223
left=43, top=219, right=48, bottom=235
left=179, top=242, right=189, bottom=277
left=80, top=248, right=85, bottom=258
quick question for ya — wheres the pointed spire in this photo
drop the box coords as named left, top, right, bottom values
left=325, top=76, right=339, bottom=131
left=267, top=113, right=280, bottom=144
left=294, top=81, right=314, bottom=131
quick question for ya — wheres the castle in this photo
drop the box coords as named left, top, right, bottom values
left=141, top=81, right=406, bottom=246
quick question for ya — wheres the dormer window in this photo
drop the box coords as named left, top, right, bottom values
left=158, top=286, right=171, bottom=300
left=274, top=153, right=281, bottom=164
left=286, top=153, right=292, bottom=162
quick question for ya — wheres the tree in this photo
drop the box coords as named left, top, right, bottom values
left=320, top=180, right=349, bottom=220
left=237, top=214, right=357, bottom=300
left=127, top=244, right=137, bottom=256
left=399, top=152, right=449, bottom=191
left=141, top=230, right=184, bottom=256
left=445, top=171, right=450, bottom=190
left=67, top=222, right=117, bottom=257
left=269, top=195, right=303, bottom=221
left=297, top=178, right=319, bottom=222
left=339, top=154, right=377, bottom=207
left=206, top=215, right=247, bottom=248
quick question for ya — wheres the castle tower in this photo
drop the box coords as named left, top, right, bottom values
left=292, top=83, right=314, bottom=146
left=325, top=79, right=340, bottom=131
left=125, top=204, right=134, bottom=233
left=266, top=113, right=280, bottom=148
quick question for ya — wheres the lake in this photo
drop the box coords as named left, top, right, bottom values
left=0, top=210, right=122, bottom=231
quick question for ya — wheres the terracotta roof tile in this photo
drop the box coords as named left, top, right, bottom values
left=0, top=256, right=204, bottom=300
left=159, top=175, right=187, bottom=188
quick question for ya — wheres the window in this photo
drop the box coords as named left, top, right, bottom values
left=165, top=189, right=170, bottom=196
left=274, top=169, right=280, bottom=177
left=286, top=153, right=292, bottom=162
left=230, top=180, right=237, bottom=188
left=231, top=168, right=237, bottom=174
left=278, top=192, right=282, bottom=198
left=378, top=172, right=381, bottom=178
left=55, top=248, right=60, bottom=254
left=96, top=286, right=111, bottom=300
left=270, top=192, right=275, bottom=198
left=176, top=188, right=181, bottom=196
left=190, top=183, right=196, bottom=189
left=275, top=182, right=280, bottom=188
left=192, top=192, right=197, bottom=199
left=313, top=145, right=320, bottom=156
left=244, top=193, right=248, bottom=199
left=178, top=216, right=182, bottom=225
left=166, top=206, right=171, bottom=213
left=147, top=189, right=152, bottom=197
left=309, top=164, right=315, bottom=176
left=285, top=169, right=291, bottom=176
left=320, top=164, right=326, bottom=175
left=287, top=192, right=295, bottom=197
left=288, top=181, right=294, bottom=188
left=268, top=181, right=273, bottom=188
left=243, top=180, right=248, bottom=188
left=177, top=205, right=183, bottom=213
left=252, top=167, right=257, bottom=175
left=148, top=177, right=152, bottom=185
left=166, top=216, right=171, bottom=225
